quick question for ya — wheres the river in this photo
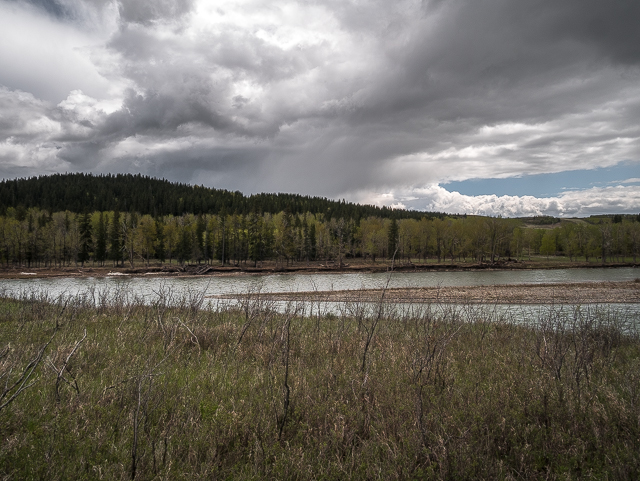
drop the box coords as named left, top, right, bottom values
left=0, top=266, right=636, bottom=301
left=1, top=267, right=638, bottom=326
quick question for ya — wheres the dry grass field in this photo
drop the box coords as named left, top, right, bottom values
left=1, top=288, right=639, bottom=479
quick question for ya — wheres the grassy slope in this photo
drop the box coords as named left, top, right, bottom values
left=1, top=294, right=639, bottom=480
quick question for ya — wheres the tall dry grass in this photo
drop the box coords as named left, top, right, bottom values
left=0, top=288, right=639, bottom=479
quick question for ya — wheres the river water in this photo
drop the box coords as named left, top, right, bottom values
left=1, top=267, right=638, bottom=325
left=0, top=267, right=636, bottom=301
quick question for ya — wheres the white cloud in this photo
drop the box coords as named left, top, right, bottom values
left=353, top=184, right=640, bottom=217
left=618, top=178, right=640, bottom=184
left=0, top=1, right=117, bottom=103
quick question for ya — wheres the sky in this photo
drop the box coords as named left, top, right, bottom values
left=1, top=0, right=639, bottom=217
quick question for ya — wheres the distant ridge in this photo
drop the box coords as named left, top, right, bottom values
left=0, top=173, right=444, bottom=220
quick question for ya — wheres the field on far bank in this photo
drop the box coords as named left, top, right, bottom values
left=1, top=292, right=639, bottom=479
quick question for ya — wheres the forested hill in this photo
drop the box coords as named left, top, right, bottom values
left=0, top=173, right=443, bottom=220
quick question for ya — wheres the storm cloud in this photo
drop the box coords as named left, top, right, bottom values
left=1, top=0, right=639, bottom=216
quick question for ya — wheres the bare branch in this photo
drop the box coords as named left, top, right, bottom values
left=49, top=328, right=87, bottom=402
left=0, top=331, right=56, bottom=412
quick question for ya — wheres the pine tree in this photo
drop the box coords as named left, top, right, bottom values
left=0, top=172, right=447, bottom=221
left=178, top=224, right=192, bottom=265
left=261, top=217, right=274, bottom=261
left=95, top=212, right=107, bottom=265
left=78, top=212, right=93, bottom=266
left=248, top=212, right=263, bottom=267
left=62, top=211, right=71, bottom=266
left=217, top=210, right=227, bottom=265
left=388, top=218, right=399, bottom=260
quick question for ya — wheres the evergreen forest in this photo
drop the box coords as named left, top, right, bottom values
left=0, top=173, right=439, bottom=221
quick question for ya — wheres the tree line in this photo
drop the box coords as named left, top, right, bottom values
left=0, top=173, right=444, bottom=221
left=1, top=207, right=638, bottom=268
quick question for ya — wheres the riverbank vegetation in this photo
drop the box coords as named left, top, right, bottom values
left=1, top=174, right=639, bottom=269
left=1, top=291, right=639, bottom=479
left=1, top=205, right=639, bottom=271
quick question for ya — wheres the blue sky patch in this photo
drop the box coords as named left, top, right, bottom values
left=442, top=161, right=640, bottom=197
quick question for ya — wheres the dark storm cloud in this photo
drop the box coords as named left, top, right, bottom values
left=104, top=89, right=237, bottom=136
left=127, top=145, right=269, bottom=183
left=533, top=0, right=640, bottom=65
left=346, top=0, right=640, bottom=125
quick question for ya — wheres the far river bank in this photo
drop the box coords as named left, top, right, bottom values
left=0, top=259, right=638, bottom=280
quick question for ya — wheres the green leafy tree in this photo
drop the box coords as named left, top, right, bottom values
left=121, top=212, right=138, bottom=268
left=540, top=230, right=556, bottom=260
left=135, top=215, right=156, bottom=266
left=155, top=217, right=166, bottom=263
left=308, top=221, right=317, bottom=261
left=109, top=210, right=122, bottom=267
left=195, top=215, right=206, bottom=263
left=597, top=221, right=612, bottom=264
left=275, top=210, right=296, bottom=266
left=510, top=227, right=524, bottom=260
left=203, top=215, right=217, bottom=264
left=330, top=217, right=348, bottom=268
left=163, top=217, right=179, bottom=265
left=247, top=212, right=264, bottom=267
